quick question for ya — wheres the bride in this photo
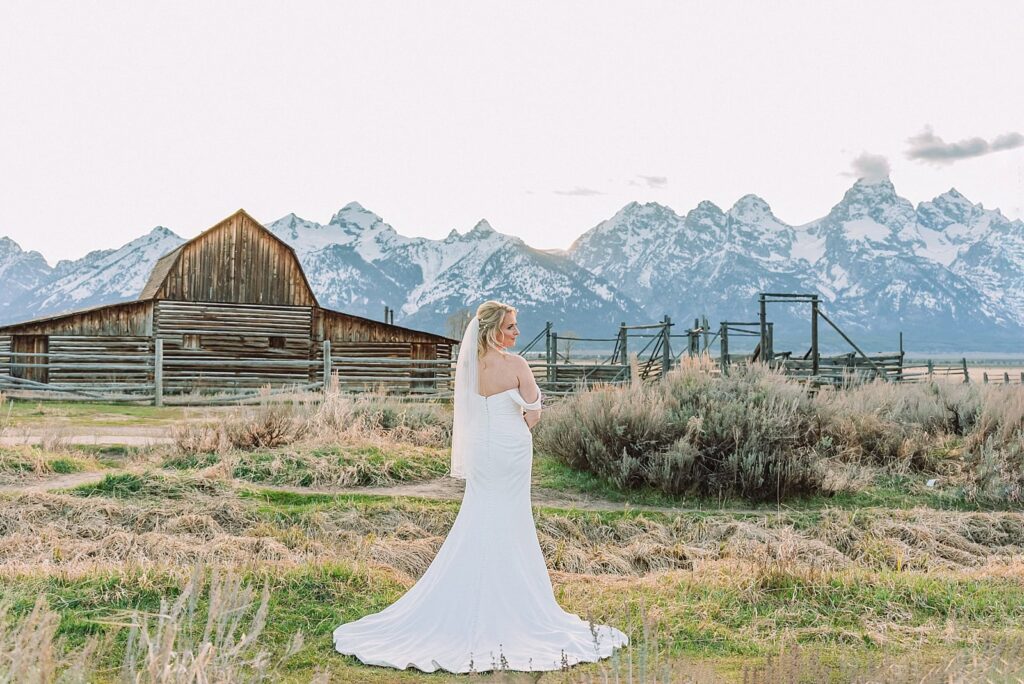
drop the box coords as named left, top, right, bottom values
left=333, top=300, right=629, bottom=673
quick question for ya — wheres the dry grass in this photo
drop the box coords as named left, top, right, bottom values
left=0, top=565, right=313, bottom=683
left=537, top=364, right=1024, bottom=503
left=4, top=480, right=1024, bottom=680
left=6, top=482, right=1024, bottom=584
left=0, top=445, right=100, bottom=485
left=0, top=391, right=11, bottom=437
left=224, top=444, right=449, bottom=489
left=166, top=387, right=451, bottom=488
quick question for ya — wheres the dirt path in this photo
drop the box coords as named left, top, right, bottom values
left=0, top=468, right=770, bottom=516
left=253, top=477, right=709, bottom=514
left=0, top=470, right=108, bottom=493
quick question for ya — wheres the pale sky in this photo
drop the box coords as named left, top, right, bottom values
left=1, top=1, right=1022, bottom=263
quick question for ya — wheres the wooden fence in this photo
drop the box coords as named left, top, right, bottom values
left=0, top=316, right=1013, bottom=404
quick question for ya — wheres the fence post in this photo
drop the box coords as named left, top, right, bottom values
left=662, top=315, right=671, bottom=378
left=927, top=359, right=934, bottom=380
left=1005, top=372, right=1011, bottom=384
left=720, top=323, right=729, bottom=376
left=810, top=296, right=819, bottom=376
left=323, top=339, right=332, bottom=390
left=983, top=371, right=989, bottom=384
left=550, top=332, right=558, bottom=387
left=758, top=294, right=767, bottom=365
left=963, top=358, right=970, bottom=384
left=153, top=338, right=163, bottom=407
left=545, top=322, right=552, bottom=383
left=618, top=322, right=628, bottom=365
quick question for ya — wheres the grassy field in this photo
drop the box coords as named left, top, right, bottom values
left=2, top=379, right=1024, bottom=682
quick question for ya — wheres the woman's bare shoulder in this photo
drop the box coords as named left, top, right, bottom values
left=507, top=353, right=533, bottom=371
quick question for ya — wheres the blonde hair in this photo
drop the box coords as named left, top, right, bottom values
left=476, top=300, right=517, bottom=357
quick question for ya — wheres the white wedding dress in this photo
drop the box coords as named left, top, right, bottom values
left=333, top=318, right=629, bottom=673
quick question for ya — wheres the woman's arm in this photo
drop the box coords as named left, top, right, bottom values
left=514, top=355, right=542, bottom=429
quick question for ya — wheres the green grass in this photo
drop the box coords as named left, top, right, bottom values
left=4, top=399, right=187, bottom=426
left=0, top=563, right=410, bottom=680
left=70, top=471, right=227, bottom=499
left=534, top=453, right=1020, bottom=513
left=0, top=446, right=97, bottom=476
left=4, top=560, right=1024, bottom=681
left=162, top=451, right=221, bottom=470
left=228, top=444, right=450, bottom=488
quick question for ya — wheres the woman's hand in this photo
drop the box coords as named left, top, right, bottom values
left=524, top=408, right=541, bottom=430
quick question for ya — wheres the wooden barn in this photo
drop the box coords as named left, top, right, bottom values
left=0, top=209, right=456, bottom=401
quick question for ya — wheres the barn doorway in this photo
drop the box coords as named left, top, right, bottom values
left=11, top=335, right=49, bottom=383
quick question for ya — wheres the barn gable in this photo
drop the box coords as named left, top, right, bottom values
left=139, top=209, right=318, bottom=307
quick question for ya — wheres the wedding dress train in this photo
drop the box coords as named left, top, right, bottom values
left=332, top=387, right=629, bottom=673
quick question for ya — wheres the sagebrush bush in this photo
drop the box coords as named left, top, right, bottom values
left=537, top=364, right=823, bottom=501
left=536, top=363, right=1024, bottom=503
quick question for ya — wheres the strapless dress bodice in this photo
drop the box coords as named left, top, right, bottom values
left=478, top=387, right=542, bottom=417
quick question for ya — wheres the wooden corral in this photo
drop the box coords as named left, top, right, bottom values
left=0, top=209, right=457, bottom=402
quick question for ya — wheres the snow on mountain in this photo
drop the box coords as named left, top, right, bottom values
left=3, top=179, right=1023, bottom=351
left=568, top=197, right=816, bottom=344
left=269, top=209, right=637, bottom=335
left=3, top=227, right=184, bottom=323
left=0, top=237, right=53, bottom=318
left=568, top=178, right=1023, bottom=350
left=795, top=179, right=1019, bottom=349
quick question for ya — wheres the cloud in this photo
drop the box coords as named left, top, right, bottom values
left=553, top=186, right=605, bottom=196
left=628, top=174, right=667, bottom=189
left=844, top=152, right=891, bottom=182
left=905, top=126, right=1024, bottom=165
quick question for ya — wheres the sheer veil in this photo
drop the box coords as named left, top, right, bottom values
left=449, top=316, right=480, bottom=479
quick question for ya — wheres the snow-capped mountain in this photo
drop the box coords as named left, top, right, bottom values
left=267, top=207, right=637, bottom=335
left=568, top=178, right=1024, bottom=351
left=2, top=178, right=1023, bottom=351
left=1, top=227, right=184, bottom=323
left=795, top=179, right=1018, bottom=348
left=569, top=197, right=817, bottom=345
left=0, top=237, right=52, bottom=317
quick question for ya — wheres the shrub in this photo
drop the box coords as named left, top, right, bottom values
left=538, top=364, right=1024, bottom=505
left=536, top=364, right=823, bottom=501
left=225, top=402, right=307, bottom=450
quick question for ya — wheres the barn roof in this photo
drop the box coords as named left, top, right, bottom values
left=0, top=299, right=150, bottom=333
left=138, top=208, right=319, bottom=306
left=138, top=248, right=183, bottom=300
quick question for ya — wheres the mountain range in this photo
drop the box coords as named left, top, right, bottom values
left=1, top=178, right=1022, bottom=353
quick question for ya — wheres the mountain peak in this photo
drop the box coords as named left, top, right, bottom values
left=728, top=194, right=774, bottom=221
left=836, top=177, right=903, bottom=213
left=468, top=219, right=495, bottom=236
left=854, top=174, right=891, bottom=185
left=0, top=236, right=22, bottom=254
left=147, top=226, right=178, bottom=239
left=329, top=202, right=382, bottom=228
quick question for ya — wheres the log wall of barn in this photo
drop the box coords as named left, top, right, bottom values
left=47, top=336, right=152, bottom=389
left=0, top=301, right=154, bottom=337
left=154, top=300, right=313, bottom=391
left=154, top=212, right=317, bottom=306
left=0, top=336, right=9, bottom=377
left=312, top=309, right=454, bottom=390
